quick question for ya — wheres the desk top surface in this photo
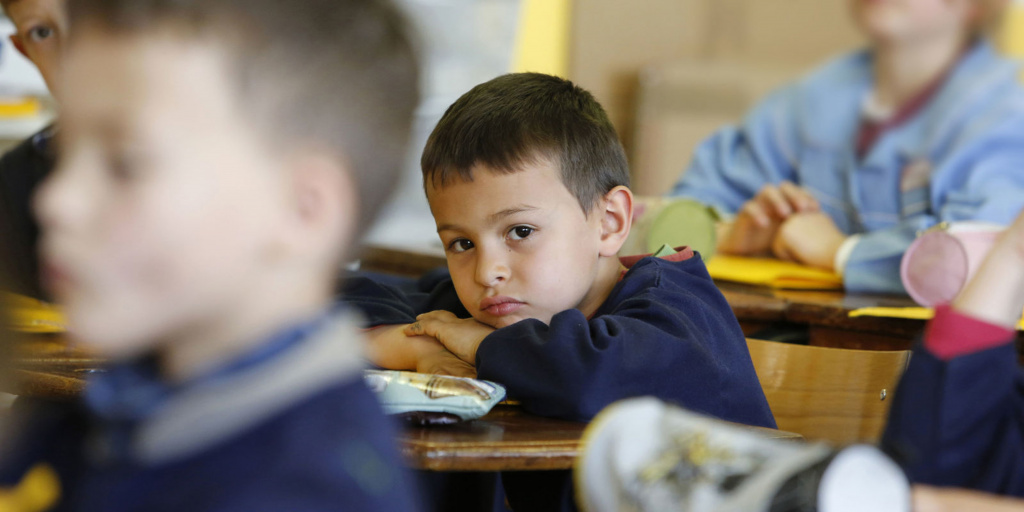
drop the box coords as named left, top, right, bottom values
left=400, top=404, right=802, bottom=471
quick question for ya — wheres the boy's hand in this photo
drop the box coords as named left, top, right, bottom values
left=770, top=212, right=846, bottom=270
left=415, top=348, right=477, bottom=378
left=365, top=325, right=447, bottom=371
left=404, top=311, right=495, bottom=365
left=718, top=182, right=820, bottom=256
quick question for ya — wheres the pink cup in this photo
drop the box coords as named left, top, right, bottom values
left=901, top=222, right=1004, bottom=307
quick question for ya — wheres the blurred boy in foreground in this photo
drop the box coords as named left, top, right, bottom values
left=0, top=0, right=422, bottom=510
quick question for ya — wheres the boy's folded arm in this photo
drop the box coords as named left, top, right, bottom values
left=365, top=325, right=444, bottom=371
left=843, top=148, right=1024, bottom=294
left=881, top=341, right=1024, bottom=493
left=474, top=292, right=764, bottom=424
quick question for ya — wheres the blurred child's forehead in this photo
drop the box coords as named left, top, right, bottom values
left=63, top=29, right=246, bottom=144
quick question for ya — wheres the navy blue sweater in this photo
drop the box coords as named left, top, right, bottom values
left=0, top=311, right=420, bottom=512
left=346, top=252, right=775, bottom=428
left=882, top=341, right=1024, bottom=496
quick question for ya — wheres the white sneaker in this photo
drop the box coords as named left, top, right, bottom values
left=575, top=397, right=910, bottom=512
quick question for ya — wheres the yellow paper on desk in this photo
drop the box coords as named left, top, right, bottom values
left=705, top=255, right=843, bottom=290
left=2, top=293, right=67, bottom=333
left=849, top=307, right=1024, bottom=331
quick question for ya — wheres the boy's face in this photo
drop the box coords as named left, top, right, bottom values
left=427, top=160, right=611, bottom=329
left=850, top=0, right=973, bottom=44
left=37, top=30, right=297, bottom=358
left=5, top=0, right=67, bottom=97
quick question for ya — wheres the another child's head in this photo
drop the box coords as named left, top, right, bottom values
left=850, top=0, right=1008, bottom=46
left=35, top=0, right=419, bottom=363
left=421, top=73, right=633, bottom=329
left=2, top=0, right=68, bottom=97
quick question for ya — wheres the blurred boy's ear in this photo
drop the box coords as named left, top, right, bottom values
left=8, top=35, right=26, bottom=59
left=598, top=186, right=633, bottom=257
left=283, top=149, right=359, bottom=264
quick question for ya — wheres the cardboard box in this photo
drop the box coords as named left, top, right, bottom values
left=569, top=0, right=862, bottom=169
left=630, top=62, right=796, bottom=195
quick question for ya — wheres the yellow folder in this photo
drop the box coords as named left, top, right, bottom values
left=2, top=293, right=67, bottom=333
left=849, top=307, right=1024, bottom=331
left=705, top=255, right=844, bottom=290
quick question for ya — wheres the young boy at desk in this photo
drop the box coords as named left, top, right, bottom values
left=0, top=0, right=422, bottom=510
left=0, top=0, right=66, bottom=299
left=671, top=0, right=1024, bottom=294
left=344, top=72, right=775, bottom=511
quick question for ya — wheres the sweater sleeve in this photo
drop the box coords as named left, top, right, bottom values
left=474, top=262, right=775, bottom=428
left=882, top=341, right=1024, bottom=495
left=341, top=271, right=468, bottom=327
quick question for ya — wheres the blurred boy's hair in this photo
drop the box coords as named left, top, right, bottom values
left=421, top=72, right=629, bottom=214
left=68, top=0, right=420, bottom=240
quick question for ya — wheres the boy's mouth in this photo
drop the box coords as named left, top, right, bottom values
left=479, top=295, right=525, bottom=316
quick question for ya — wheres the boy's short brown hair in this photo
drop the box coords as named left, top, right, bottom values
left=68, top=0, right=420, bottom=238
left=421, top=73, right=629, bottom=214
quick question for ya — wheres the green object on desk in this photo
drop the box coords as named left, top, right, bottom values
left=651, top=244, right=677, bottom=258
left=645, top=199, right=718, bottom=259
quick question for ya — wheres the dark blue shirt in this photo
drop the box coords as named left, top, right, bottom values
left=882, top=341, right=1024, bottom=496
left=0, top=310, right=421, bottom=512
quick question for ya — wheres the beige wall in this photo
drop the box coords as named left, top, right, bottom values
left=569, top=0, right=864, bottom=195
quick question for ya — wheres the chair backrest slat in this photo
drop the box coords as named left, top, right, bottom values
left=747, top=338, right=910, bottom=445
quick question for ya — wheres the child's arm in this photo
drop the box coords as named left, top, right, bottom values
left=881, top=211, right=1024, bottom=495
left=366, top=325, right=476, bottom=378
left=914, top=486, right=1024, bottom=512
left=414, top=262, right=774, bottom=427
left=952, top=212, right=1024, bottom=328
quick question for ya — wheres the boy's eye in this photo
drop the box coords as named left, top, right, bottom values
left=448, top=238, right=474, bottom=253
left=28, top=26, right=54, bottom=42
left=508, top=226, right=535, bottom=241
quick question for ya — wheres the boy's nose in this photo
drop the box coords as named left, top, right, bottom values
left=475, top=248, right=510, bottom=287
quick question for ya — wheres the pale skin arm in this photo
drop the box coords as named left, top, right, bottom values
left=914, top=486, right=1024, bottom=512
left=365, top=325, right=477, bottom=377
left=718, top=181, right=820, bottom=256
left=951, top=210, right=1024, bottom=329
left=770, top=211, right=847, bottom=271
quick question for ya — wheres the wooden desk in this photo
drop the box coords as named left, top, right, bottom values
left=400, top=404, right=802, bottom=472
left=4, top=335, right=93, bottom=398
left=716, top=282, right=931, bottom=351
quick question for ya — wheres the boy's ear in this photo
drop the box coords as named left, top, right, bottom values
left=9, top=35, right=27, bottom=59
left=598, top=186, right=633, bottom=257
left=284, top=150, right=358, bottom=263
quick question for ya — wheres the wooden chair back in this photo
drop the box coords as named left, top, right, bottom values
left=747, top=338, right=911, bottom=445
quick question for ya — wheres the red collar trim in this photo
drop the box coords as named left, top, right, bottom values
left=619, top=246, right=695, bottom=269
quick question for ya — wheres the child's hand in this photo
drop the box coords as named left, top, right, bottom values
left=770, top=212, right=846, bottom=270
left=416, top=348, right=477, bottom=378
left=365, top=325, right=447, bottom=371
left=404, top=311, right=495, bottom=365
left=718, top=182, right=820, bottom=255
